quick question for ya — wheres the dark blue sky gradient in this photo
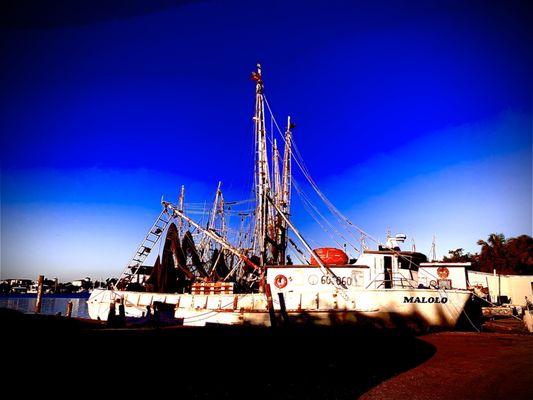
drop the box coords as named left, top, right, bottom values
left=1, top=0, right=531, bottom=279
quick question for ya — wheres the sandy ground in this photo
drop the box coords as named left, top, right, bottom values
left=360, top=332, right=533, bottom=400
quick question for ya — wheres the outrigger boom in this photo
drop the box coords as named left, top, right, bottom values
left=162, top=201, right=260, bottom=271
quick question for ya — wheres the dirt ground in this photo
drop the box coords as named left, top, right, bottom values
left=2, top=308, right=532, bottom=399
left=360, top=331, right=533, bottom=400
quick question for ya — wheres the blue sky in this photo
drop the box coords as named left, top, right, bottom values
left=1, top=0, right=531, bottom=280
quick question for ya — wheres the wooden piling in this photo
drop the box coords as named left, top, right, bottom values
left=35, top=275, right=44, bottom=314
left=118, top=299, right=126, bottom=326
left=66, top=301, right=73, bottom=318
left=107, top=302, right=116, bottom=326
left=278, top=292, right=290, bottom=325
left=265, top=284, right=277, bottom=328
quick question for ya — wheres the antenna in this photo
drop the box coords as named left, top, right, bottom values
left=430, top=234, right=437, bottom=261
left=360, top=233, right=368, bottom=251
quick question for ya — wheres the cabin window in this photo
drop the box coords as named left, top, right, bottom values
left=399, top=257, right=420, bottom=271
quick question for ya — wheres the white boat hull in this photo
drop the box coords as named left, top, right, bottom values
left=87, top=288, right=471, bottom=330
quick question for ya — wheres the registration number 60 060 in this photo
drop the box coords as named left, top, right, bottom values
left=320, top=276, right=354, bottom=286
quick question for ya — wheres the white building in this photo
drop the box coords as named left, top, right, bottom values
left=467, top=271, right=533, bottom=306
left=419, top=262, right=533, bottom=306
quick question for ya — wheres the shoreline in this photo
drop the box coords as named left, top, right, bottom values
left=0, top=292, right=91, bottom=299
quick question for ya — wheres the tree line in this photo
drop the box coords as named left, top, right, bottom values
left=443, top=233, right=533, bottom=275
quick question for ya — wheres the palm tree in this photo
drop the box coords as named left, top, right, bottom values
left=505, top=235, right=533, bottom=275
left=476, top=233, right=533, bottom=275
left=476, top=233, right=506, bottom=273
left=476, top=233, right=506, bottom=249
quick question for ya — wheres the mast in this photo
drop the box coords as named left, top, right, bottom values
left=219, top=191, right=227, bottom=241
left=281, top=116, right=293, bottom=215
left=272, top=139, right=281, bottom=209
left=208, top=181, right=222, bottom=231
left=271, top=138, right=282, bottom=263
left=177, top=185, right=185, bottom=236
left=250, top=65, right=293, bottom=266
left=278, top=116, right=293, bottom=264
left=252, top=63, right=272, bottom=266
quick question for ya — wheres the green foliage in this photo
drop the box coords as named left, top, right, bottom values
left=443, top=248, right=477, bottom=263
left=444, top=233, right=533, bottom=275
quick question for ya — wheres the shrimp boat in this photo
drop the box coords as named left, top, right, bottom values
left=88, top=65, right=472, bottom=330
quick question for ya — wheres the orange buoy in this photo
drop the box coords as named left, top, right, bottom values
left=310, top=248, right=349, bottom=266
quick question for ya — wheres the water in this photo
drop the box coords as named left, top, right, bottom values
left=0, top=293, right=90, bottom=318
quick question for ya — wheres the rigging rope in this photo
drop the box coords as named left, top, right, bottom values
left=293, top=177, right=360, bottom=255
left=262, top=95, right=367, bottom=248
left=263, top=94, right=442, bottom=274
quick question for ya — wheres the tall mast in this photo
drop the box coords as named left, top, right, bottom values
left=252, top=63, right=271, bottom=266
left=272, top=139, right=281, bottom=208
left=278, top=116, right=293, bottom=264
left=281, top=116, right=293, bottom=217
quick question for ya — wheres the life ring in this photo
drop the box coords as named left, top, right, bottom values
left=437, top=266, right=450, bottom=279
left=274, top=274, right=288, bottom=289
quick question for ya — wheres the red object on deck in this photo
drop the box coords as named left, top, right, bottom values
left=310, top=248, right=349, bottom=266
